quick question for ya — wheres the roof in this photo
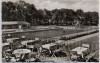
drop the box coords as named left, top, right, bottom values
left=2, top=21, right=30, bottom=25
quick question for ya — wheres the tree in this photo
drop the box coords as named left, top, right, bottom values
left=2, top=1, right=99, bottom=26
left=75, top=9, right=85, bottom=26
left=85, top=12, right=99, bottom=26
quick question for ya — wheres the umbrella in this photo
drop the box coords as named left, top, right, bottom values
left=21, top=41, right=28, bottom=45
left=2, top=43, right=9, bottom=47
left=7, top=38, right=19, bottom=43
left=13, top=49, right=31, bottom=54
left=21, top=36, right=25, bottom=38
left=35, top=38, right=39, bottom=40
left=27, top=45, right=34, bottom=48
left=21, top=40, right=36, bottom=45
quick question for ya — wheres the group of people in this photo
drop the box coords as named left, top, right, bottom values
left=2, top=33, right=98, bottom=62
left=71, top=53, right=86, bottom=62
left=2, top=34, right=66, bottom=62
left=72, top=56, right=98, bottom=62
left=2, top=35, right=42, bottom=62
left=4, top=53, right=41, bottom=62
left=70, top=51, right=98, bottom=62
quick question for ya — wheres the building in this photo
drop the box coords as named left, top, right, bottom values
left=2, top=21, right=30, bottom=30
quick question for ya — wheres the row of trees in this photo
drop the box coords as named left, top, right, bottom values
left=2, top=0, right=99, bottom=26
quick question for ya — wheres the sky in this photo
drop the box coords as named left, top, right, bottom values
left=2, top=0, right=99, bottom=12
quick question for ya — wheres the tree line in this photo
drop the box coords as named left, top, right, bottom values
left=2, top=0, right=99, bottom=26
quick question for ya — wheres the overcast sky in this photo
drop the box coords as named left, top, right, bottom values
left=2, top=0, right=99, bottom=12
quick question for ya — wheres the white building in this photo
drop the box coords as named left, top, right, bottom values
left=2, top=21, right=30, bottom=31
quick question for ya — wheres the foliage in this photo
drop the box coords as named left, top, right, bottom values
left=2, top=0, right=99, bottom=26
